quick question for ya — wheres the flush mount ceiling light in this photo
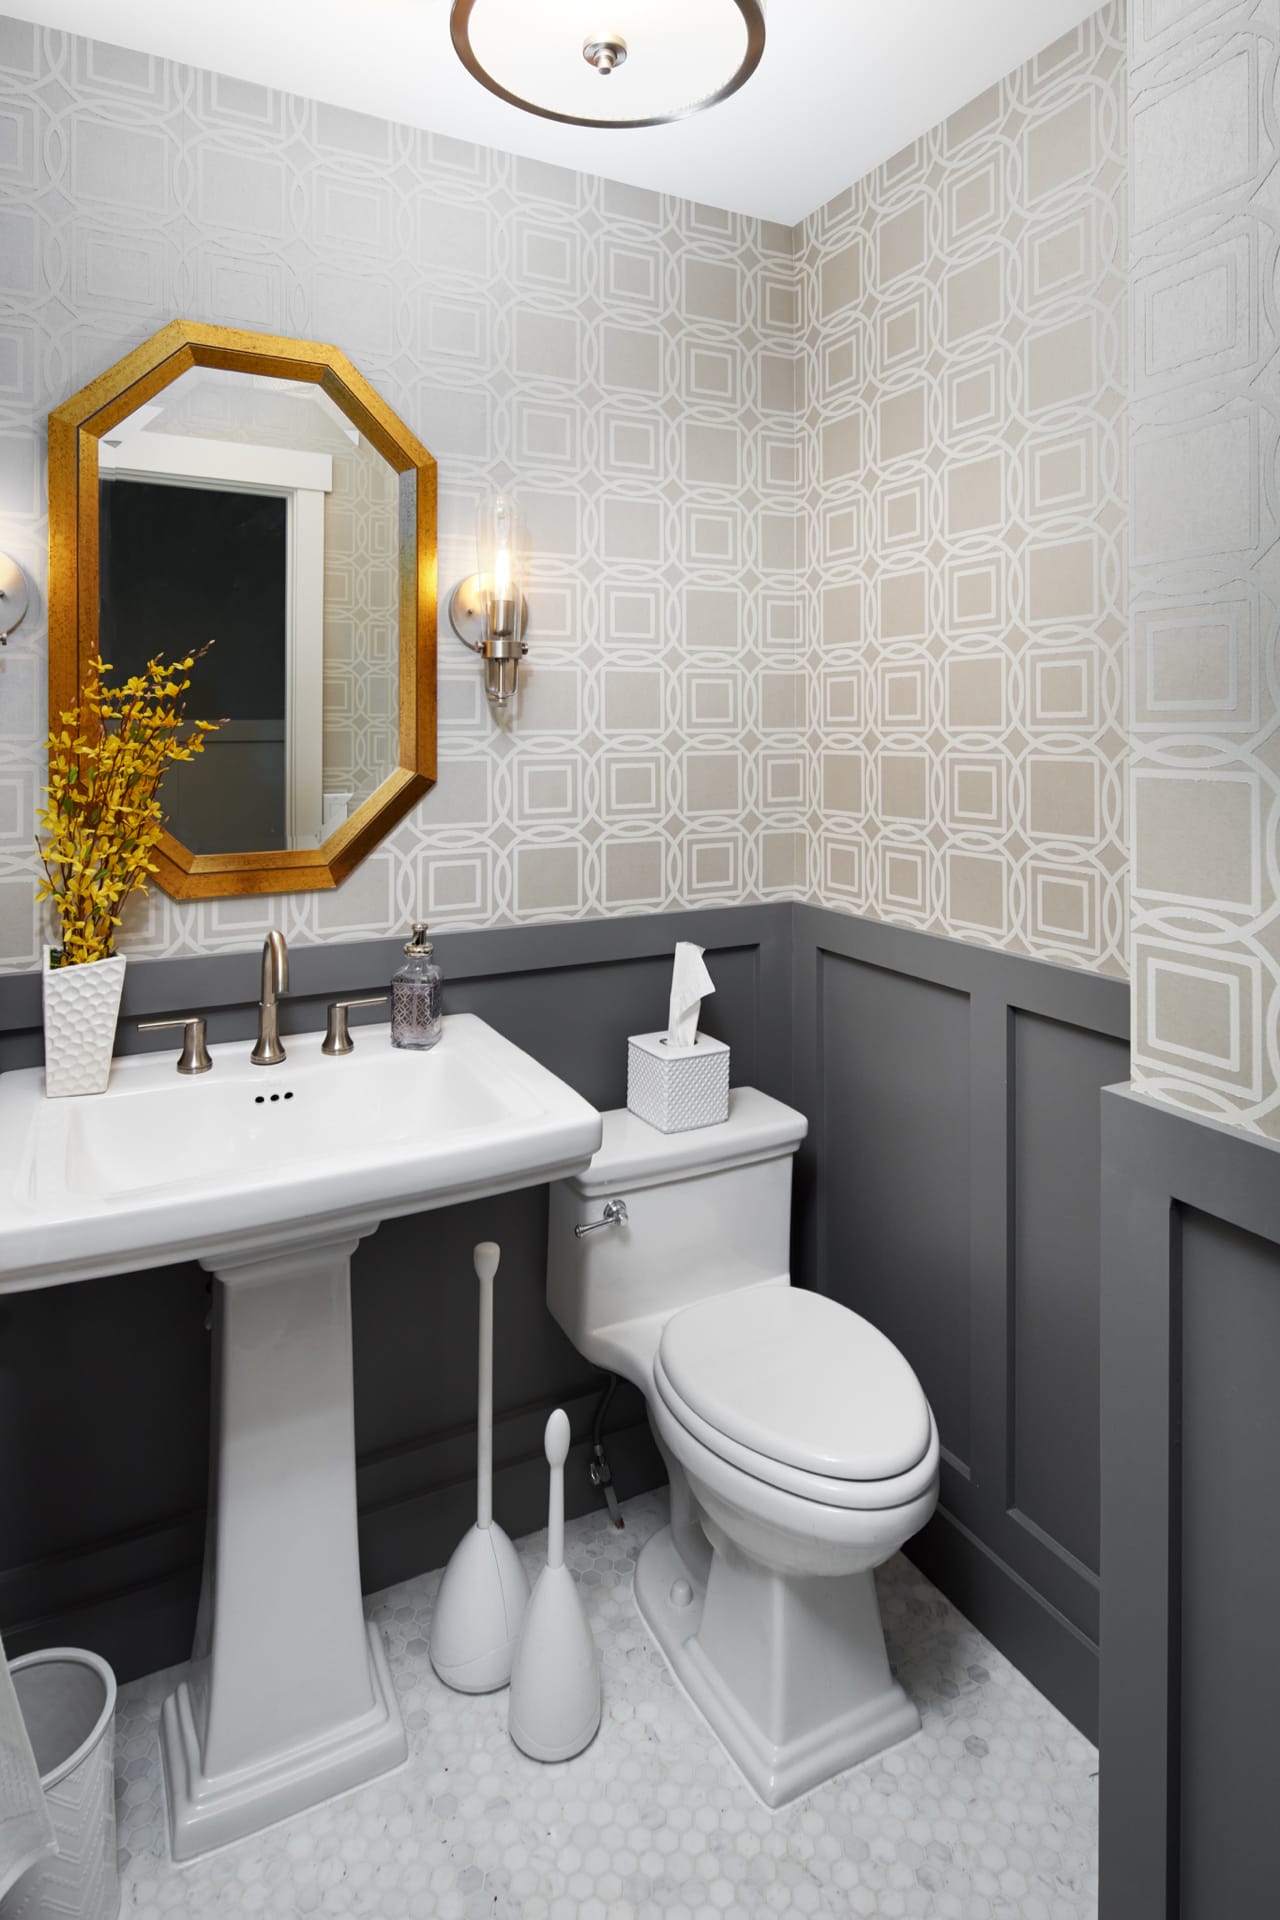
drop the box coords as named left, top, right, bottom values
left=450, top=1, right=766, bottom=130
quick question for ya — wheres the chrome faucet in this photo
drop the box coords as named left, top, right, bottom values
left=251, top=930, right=290, bottom=1066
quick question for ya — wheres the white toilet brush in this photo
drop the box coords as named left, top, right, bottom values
left=430, top=1241, right=531, bottom=1692
left=508, top=1408, right=602, bottom=1762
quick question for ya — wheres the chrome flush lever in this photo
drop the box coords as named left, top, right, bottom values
left=574, top=1198, right=629, bottom=1240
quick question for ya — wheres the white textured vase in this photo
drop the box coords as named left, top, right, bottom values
left=41, top=949, right=125, bottom=1099
left=0, top=1649, right=120, bottom=1920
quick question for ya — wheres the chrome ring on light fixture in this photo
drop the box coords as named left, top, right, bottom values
left=583, top=38, right=627, bottom=76
left=450, top=1, right=766, bottom=131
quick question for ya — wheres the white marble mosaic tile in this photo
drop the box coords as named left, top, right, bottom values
left=111, top=1491, right=1097, bottom=1918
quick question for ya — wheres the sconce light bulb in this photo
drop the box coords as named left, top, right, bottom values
left=449, top=492, right=529, bottom=708
left=480, top=491, right=519, bottom=639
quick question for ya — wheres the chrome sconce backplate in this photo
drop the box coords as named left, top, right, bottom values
left=0, top=552, right=29, bottom=644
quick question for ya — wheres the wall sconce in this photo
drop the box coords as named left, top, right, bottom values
left=448, top=493, right=529, bottom=708
left=0, top=553, right=29, bottom=644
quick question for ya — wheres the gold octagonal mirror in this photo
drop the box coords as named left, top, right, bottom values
left=48, top=319, right=437, bottom=899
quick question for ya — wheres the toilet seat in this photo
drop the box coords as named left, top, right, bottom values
left=654, top=1287, right=938, bottom=1512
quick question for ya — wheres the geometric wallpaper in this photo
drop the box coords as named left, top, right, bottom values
left=800, top=2, right=1129, bottom=978
left=0, top=9, right=1137, bottom=988
left=0, top=11, right=805, bottom=967
left=0, top=11, right=1136, bottom=996
left=1127, top=0, right=1280, bottom=1139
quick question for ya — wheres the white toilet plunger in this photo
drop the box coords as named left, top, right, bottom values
left=508, top=1408, right=602, bottom=1762
left=430, top=1241, right=531, bottom=1692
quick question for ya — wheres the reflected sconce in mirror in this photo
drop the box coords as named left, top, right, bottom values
left=0, top=553, right=29, bottom=643
left=448, top=493, right=529, bottom=708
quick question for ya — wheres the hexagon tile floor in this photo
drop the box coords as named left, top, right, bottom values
left=113, top=1491, right=1098, bottom=1919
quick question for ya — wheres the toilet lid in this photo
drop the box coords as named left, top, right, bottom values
left=657, top=1287, right=932, bottom=1483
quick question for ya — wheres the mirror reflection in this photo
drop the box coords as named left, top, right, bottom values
left=98, top=367, right=402, bottom=855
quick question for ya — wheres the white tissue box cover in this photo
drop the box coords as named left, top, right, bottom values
left=627, top=1031, right=730, bottom=1134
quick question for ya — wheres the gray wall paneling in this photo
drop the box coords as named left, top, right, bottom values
left=792, top=904, right=1129, bottom=1739
left=0, top=905, right=792, bottom=1682
left=1, top=899, right=1130, bottom=1751
left=1099, top=1089, right=1280, bottom=1920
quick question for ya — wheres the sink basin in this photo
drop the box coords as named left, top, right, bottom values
left=0, top=1012, right=601, bottom=1289
left=0, top=1010, right=602, bottom=1860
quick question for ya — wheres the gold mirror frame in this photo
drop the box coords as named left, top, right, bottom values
left=48, top=319, right=437, bottom=899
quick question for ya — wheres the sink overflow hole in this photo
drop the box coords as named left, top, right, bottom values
left=252, top=1091, right=295, bottom=1105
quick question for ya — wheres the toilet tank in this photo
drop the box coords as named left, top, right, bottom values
left=547, top=1087, right=808, bottom=1380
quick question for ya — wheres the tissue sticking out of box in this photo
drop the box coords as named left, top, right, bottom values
left=628, top=944, right=728, bottom=1131
left=667, top=942, right=715, bottom=1048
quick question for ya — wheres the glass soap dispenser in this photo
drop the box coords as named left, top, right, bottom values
left=391, top=922, right=442, bottom=1051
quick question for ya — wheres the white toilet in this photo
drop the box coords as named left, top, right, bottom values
left=547, top=1086, right=939, bottom=1807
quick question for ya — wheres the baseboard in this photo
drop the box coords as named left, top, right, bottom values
left=907, top=1505, right=1099, bottom=1742
left=2, top=1410, right=664, bottom=1686
left=357, top=1415, right=663, bottom=1595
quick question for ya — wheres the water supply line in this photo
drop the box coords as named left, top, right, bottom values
left=590, top=1373, right=624, bottom=1528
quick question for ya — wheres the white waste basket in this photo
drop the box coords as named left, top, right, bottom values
left=0, top=1650, right=119, bottom=1920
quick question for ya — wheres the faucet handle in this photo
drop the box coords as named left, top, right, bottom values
left=139, top=1015, right=212, bottom=1075
left=322, top=996, right=388, bottom=1056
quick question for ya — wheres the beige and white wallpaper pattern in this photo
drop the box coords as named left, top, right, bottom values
left=1128, top=0, right=1280, bottom=1140
left=800, top=3, right=1129, bottom=978
left=0, top=14, right=804, bottom=966
left=0, top=10, right=1135, bottom=990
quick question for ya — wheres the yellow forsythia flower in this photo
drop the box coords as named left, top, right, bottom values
left=36, top=646, right=223, bottom=967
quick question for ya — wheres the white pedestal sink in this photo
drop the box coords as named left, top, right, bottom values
left=0, top=1014, right=601, bottom=1859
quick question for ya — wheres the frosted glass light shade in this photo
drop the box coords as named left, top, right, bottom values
left=450, top=1, right=766, bottom=129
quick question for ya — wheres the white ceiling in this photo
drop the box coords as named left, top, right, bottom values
left=13, top=0, right=1107, bottom=224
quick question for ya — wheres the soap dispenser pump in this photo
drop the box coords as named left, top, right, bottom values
left=391, top=922, right=442, bottom=1051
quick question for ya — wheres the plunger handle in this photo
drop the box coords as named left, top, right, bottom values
left=474, top=1241, right=500, bottom=1529
left=544, top=1407, right=570, bottom=1571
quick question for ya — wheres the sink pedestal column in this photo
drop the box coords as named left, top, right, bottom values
left=160, top=1230, right=406, bottom=1861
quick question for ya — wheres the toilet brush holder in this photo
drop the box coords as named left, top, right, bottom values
left=508, top=1409, right=601, bottom=1763
left=627, top=1031, right=729, bottom=1134
left=430, top=1242, right=530, bottom=1693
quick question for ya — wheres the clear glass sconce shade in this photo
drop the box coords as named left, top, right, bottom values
left=477, top=492, right=520, bottom=635
left=448, top=493, right=528, bottom=707
left=450, top=1, right=766, bottom=129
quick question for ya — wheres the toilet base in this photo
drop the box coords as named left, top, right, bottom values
left=635, top=1523, right=920, bottom=1808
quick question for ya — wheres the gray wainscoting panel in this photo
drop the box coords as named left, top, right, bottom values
left=1180, top=1208, right=1280, bottom=1920
left=1010, top=1009, right=1124, bottom=1585
left=794, top=904, right=1129, bottom=1739
left=818, top=953, right=973, bottom=1470
left=0, top=904, right=791, bottom=1682
left=1100, top=1088, right=1280, bottom=1920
